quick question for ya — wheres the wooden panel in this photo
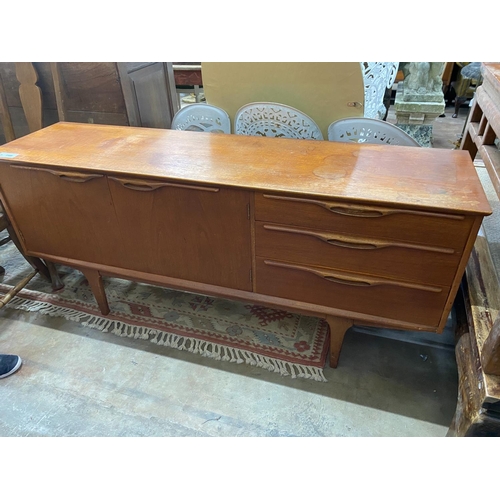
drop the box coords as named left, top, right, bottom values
left=107, top=177, right=252, bottom=290
left=124, top=62, right=178, bottom=129
left=0, top=164, right=120, bottom=264
left=15, top=63, right=43, bottom=133
left=255, top=222, right=462, bottom=286
left=65, top=110, right=129, bottom=126
left=0, top=122, right=491, bottom=217
left=58, top=62, right=126, bottom=114
left=255, top=193, right=474, bottom=249
left=50, top=62, right=67, bottom=121
left=0, top=72, right=15, bottom=142
left=255, top=257, right=449, bottom=327
left=0, top=62, right=56, bottom=109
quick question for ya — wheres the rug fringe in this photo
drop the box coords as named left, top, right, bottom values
left=6, top=296, right=327, bottom=382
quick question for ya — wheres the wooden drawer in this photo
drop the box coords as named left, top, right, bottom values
left=255, top=222, right=461, bottom=286
left=255, top=257, right=450, bottom=327
left=255, top=193, right=473, bottom=250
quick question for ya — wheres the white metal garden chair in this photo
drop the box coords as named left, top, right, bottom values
left=171, top=104, right=231, bottom=133
left=328, top=117, right=420, bottom=147
left=360, top=62, right=399, bottom=120
left=234, top=102, right=324, bottom=140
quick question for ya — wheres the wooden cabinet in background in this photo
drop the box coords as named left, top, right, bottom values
left=0, top=62, right=179, bottom=144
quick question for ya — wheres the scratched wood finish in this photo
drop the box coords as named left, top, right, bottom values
left=0, top=122, right=491, bottom=368
left=463, top=231, right=500, bottom=393
left=448, top=280, right=500, bottom=436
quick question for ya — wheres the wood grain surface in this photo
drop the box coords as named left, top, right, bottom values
left=0, top=122, right=491, bottom=369
left=0, top=122, right=491, bottom=215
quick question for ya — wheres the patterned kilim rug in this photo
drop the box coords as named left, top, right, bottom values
left=0, top=241, right=329, bottom=381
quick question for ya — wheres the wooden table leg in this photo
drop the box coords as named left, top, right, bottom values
left=4, top=219, right=64, bottom=291
left=44, top=260, right=65, bottom=291
left=83, top=268, right=110, bottom=315
left=326, top=315, right=353, bottom=368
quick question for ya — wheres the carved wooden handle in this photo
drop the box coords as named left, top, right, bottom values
left=262, top=224, right=455, bottom=254
left=110, top=178, right=167, bottom=191
left=325, top=238, right=377, bottom=250
left=323, top=275, right=372, bottom=287
left=10, top=164, right=102, bottom=182
left=263, top=195, right=465, bottom=220
left=109, top=176, right=220, bottom=192
left=327, top=205, right=385, bottom=218
left=263, top=260, right=443, bottom=292
left=52, top=171, right=103, bottom=182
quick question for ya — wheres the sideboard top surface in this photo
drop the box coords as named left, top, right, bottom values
left=0, top=122, right=491, bottom=215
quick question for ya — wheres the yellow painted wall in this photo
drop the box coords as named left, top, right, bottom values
left=201, top=62, right=364, bottom=138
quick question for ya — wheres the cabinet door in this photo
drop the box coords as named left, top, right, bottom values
left=117, top=62, right=179, bottom=129
left=107, top=176, right=252, bottom=291
left=0, top=164, right=120, bottom=264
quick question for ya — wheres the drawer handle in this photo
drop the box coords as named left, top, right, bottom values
left=262, top=225, right=455, bottom=254
left=328, top=206, right=384, bottom=218
left=52, top=172, right=103, bottom=183
left=9, top=164, right=103, bottom=182
left=262, top=195, right=465, bottom=220
left=325, top=238, right=377, bottom=250
left=323, top=275, right=372, bottom=287
left=263, top=260, right=443, bottom=293
left=111, top=178, right=167, bottom=191
left=109, top=176, right=220, bottom=192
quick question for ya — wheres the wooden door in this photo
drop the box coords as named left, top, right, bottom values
left=0, top=164, right=120, bottom=264
left=117, top=62, right=179, bottom=129
left=107, top=176, right=252, bottom=291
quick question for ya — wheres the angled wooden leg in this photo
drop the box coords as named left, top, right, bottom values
left=326, top=315, right=353, bottom=368
left=4, top=218, right=64, bottom=290
left=83, top=268, right=110, bottom=315
left=44, top=260, right=65, bottom=291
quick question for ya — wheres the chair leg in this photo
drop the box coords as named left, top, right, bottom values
left=453, top=97, right=466, bottom=118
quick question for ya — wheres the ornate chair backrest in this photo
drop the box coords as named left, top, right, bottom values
left=360, top=62, right=398, bottom=120
left=328, top=117, right=420, bottom=147
left=234, top=102, right=324, bottom=140
left=171, top=104, right=231, bottom=133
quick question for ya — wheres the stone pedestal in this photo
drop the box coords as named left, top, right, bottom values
left=394, top=62, right=446, bottom=147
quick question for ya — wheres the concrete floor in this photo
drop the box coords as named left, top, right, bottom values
left=0, top=102, right=471, bottom=437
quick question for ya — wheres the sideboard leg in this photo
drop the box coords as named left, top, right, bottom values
left=326, top=316, right=353, bottom=368
left=44, top=260, right=65, bottom=291
left=83, top=269, right=110, bottom=315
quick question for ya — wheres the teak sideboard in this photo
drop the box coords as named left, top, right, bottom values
left=0, top=122, right=491, bottom=368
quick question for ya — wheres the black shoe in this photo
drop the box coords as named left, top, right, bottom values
left=0, top=354, right=22, bottom=379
